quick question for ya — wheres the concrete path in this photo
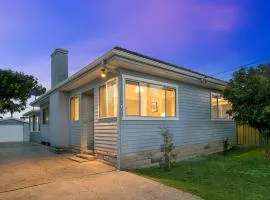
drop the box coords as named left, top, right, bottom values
left=0, top=143, right=202, bottom=200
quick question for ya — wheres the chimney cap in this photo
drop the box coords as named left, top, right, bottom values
left=51, top=48, right=68, bottom=57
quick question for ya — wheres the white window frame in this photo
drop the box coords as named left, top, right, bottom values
left=210, top=92, right=233, bottom=121
left=98, top=78, right=118, bottom=119
left=122, top=74, right=179, bottom=120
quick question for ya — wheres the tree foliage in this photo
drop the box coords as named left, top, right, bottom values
left=0, top=69, right=46, bottom=116
left=223, top=64, right=270, bottom=155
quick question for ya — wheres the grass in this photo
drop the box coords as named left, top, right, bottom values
left=133, top=148, right=270, bottom=200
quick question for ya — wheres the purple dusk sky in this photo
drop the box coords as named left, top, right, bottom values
left=0, top=0, right=270, bottom=117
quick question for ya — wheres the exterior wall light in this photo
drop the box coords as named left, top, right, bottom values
left=101, top=69, right=107, bottom=78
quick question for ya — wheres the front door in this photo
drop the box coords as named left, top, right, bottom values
left=81, top=90, right=94, bottom=151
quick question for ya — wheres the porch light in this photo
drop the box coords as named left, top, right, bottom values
left=101, top=69, right=107, bottom=78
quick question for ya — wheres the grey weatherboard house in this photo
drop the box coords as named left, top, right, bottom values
left=30, top=47, right=235, bottom=169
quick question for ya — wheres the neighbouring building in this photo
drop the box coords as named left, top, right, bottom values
left=0, top=118, right=29, bottom=143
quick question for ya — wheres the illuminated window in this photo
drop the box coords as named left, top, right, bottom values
left=140, top=83, right=166, bottom=117
left=70, top=96, right=80, bottom=121
left=211, top=93, right=232, bottom=120
left=166, top=88, right=176, bottom=117
left=124, top=79, right=177, bottom=118
left=43, top=107, right=49, bottom=124
left=99, top=79, right=118, bottom=118
left=125, top=81, right=139, bottom=116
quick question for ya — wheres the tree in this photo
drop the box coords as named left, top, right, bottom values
left=0, top=69, right=46, bottom=116
left=223, top=64, right=270, bottom=156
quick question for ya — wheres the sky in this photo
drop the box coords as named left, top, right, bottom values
left=1, top=0, right=270, bottom=118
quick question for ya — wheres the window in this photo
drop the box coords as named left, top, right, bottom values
left=70, top=96, right=80, bottom=121
left=99, top=79, right=118, bottom=118
left=125, top=81, right=140, bottom=116
left=166, top=88, right=176, bottom=117
left=37, top=115, right=40, bottom=131
left=124, top=78, right=177, bottom=118
left=32, top=115, right=36, bottom=131
left=211, top=93, right=232, bottom=120
left=43, top=107, right=50, bottom=124
left=29, top=117, right=33, bottom=131
left=30, top=115, right=40, bottom=131
left=140, top=83, right=166, bottom=117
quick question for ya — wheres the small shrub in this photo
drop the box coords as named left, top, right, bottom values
left=222, top=138, right=230, bottom=154
left=159, top=127, right=176, bottom=170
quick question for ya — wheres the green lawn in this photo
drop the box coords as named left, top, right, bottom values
left=133, top=148, right=270, bottom=200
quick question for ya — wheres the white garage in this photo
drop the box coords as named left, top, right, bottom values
left=0, top=118, right=29, bottom=143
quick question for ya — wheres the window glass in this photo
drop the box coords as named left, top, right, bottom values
left=125, top=80, right=139, bottom=116
left=99, top=85, right=107, bottom=118
left=140, top=83, right=165, bottom=117
left=70, top=96, right=79, bottom=121
left=211, top=93, right=232, bottom=119
left=211, top=94, right=218, bottom=119
left=74, top=97, right=79, bottom=120
left=29, top=117, right=33, bottom=131
left=99, top=80, right=118, bottom=118
left=43, top=107, right=49, bottom=124
left=218, top=97, right=232, bottom=119
left=37, top=116, right=40, bottom=131
left=124, top=80, right=176, bottom=118
left=33, top=115, right=36, bottom=131
left=166, top=88, right=176, bottom=117
left=107, top=80, right=117, bottom=117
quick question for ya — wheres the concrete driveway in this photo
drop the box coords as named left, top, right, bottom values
left=0, top=143, right=201, bottom=200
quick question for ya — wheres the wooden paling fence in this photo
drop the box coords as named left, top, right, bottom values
left=236, top=124, right=260, bottom=146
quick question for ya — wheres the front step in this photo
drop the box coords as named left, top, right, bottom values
left=80, top=149, right=94, bottom=155
left=68, top=156, right=88, bottom=163
left=76, top=154, right=95, bottom=161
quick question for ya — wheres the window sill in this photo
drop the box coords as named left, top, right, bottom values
left=211, top=118, right=234, bottom=122
left=98, top=116, right=117, bottom=119
left=70, top=120, right=80, bottom=122
left=122, top=116, right=179, bottom=121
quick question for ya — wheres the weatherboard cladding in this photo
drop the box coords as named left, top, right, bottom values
left=68, top=76, right=118, bottom=155
left=119, top=70, right=235, bottom=154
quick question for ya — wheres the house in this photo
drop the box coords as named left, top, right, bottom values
left=30, top=47, right=235, bottom=169
left=0, top=118, right=29, bottom=143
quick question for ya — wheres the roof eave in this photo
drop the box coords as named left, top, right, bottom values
left=111, top=49, right=227, bottom=88
left=30, top=47, right=228, bottom=106
left=30, top=49, right=116, bottom=106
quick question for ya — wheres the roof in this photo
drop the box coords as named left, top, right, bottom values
left=113, top=47, right=225, bottom=83
left=31, top=46, right=227, bottom=106
left=0, top=118, right=28, bottom=124
left=22, top=109, right=40, bottom=117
